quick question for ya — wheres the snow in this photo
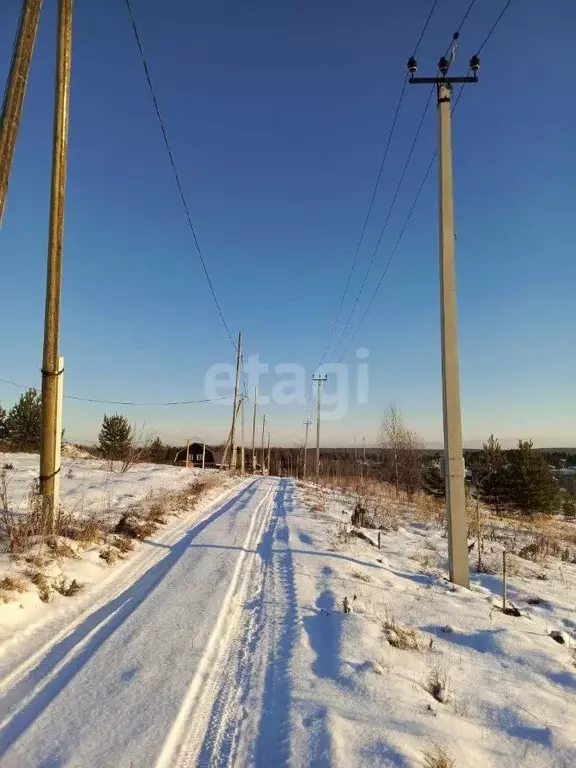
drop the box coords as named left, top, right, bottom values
left=287, top=482, right=576, bottom=767
left=0, top=452, right=204, bottom=521
left=0, top=475, right=575, bottom=766
left=0, top=453, right=242, bottom=661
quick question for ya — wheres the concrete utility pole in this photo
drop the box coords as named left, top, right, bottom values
left=202, top=442, right=206, bottom=470
left=408, top=38, right=479, bottom=588
left=229, top=332, right=242, bottom=471
left=0, top=0, right=43, bottom=227
left=251, top=387, right=258, bottom=472
left=260, top=414, right=266, bottom=475
left=40, top=0, right=73, bottom=526
left=312, top=375, right=328, bottom=481
left=266, top=433, right=271, bottom=476
left=240, top=395, right=245, bottom=474
left=302, top=419, right=312, bottom=479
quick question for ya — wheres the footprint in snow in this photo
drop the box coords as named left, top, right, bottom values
left=121, top=667, right=139, bottom=682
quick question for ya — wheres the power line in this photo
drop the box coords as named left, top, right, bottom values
left=325, top=85, right=435, bottom=364
left=412, top=0, right=440, bottom=57
left=337, top=153, right=437, bottom=362
left=335, top=85, right=469, bottom=361
left=321, top=1, right=494, bottom=367
left=316, top=78, right=408, bottom=370
left=0, top=377, right=228, bottom=406
left=334, top=0, right=517, bottom=358
left=122, top=0, right=236, bottom=350
left=65, top=394, right=227, bottom=406
left=452, top=0, right=479, bottom=40
left=315, top=0, right=440, bottom=369
left=476, top=0, right=514, bottom=53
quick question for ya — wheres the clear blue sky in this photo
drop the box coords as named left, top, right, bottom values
left=0, top=0, right=574, bottom=448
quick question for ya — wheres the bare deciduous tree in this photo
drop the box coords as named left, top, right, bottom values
left=378, top=404, right=425, bottom=499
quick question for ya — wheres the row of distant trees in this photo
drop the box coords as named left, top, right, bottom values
left=0, top=390, right=181, bottom=467
left=1, top=391, right=571, bottom=515
left=306, top=405, right=568, bottom=518
left=96, top=411, right=574, bottom=514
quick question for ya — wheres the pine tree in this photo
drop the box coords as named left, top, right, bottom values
left=98, top=414, right=132, bottom=461
left=148, top=436, right=164, bottom=464
left=0, top=403, right=7, bottom=442
left=477, top=434, right=507, bottom=511
left=504, top=440, right=560, bottom=515
left=563, top=496, right=576, bottom=519
left=6, top=388, right=42, bottom=450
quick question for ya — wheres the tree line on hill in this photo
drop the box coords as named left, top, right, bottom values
left=0, top=390, right=186, bottom=468
left=1, top=390, right=571, bottom=516
left=311, top=406, right=570, bottom=518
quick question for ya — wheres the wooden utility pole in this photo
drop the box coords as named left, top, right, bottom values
left=0, top=0, right=43, bottom=227
left=52, top=356, right=64, bottom=513
left=408, top=41, right=478, bottom=588
left=185, top=438, right=190, bottom=468
left=266, top=433, right=271, bottom=476
left=362, top=436, right=366, bottom=462
left=302, top=419, right=312, bottom=479
left=260, top=414, right=266, bottom=475
left=312, top=375, right=327, bottom=480
left=229, top=332, right=242, bottom=471
left=251, top=387, right=257, bottom=472
left=40, top=0, right=73, bottom=526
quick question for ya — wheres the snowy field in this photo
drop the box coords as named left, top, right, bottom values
left=0, top=474, right=574, bottom=766
left=0, top=451, right=207, bottom=521
left=291, top=482, right=576, bottom=767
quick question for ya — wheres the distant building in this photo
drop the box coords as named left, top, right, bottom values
left=173, top=443, right=221, bottom=468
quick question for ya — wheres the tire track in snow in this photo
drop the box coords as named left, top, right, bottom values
left=252, top=479, right=300, bottom=767
left=156, top=479, right=278, bottom=768
left=195, top=479, right=300, bottom=767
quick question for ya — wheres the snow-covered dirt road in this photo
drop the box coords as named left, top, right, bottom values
left=0, top=477, right=296, bottom=768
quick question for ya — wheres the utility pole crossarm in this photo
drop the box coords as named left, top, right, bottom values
left=409, top=76, right=477, bottom=84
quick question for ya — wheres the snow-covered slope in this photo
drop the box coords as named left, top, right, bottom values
left=0, top=477, right=574, bottom=766
left=289, top=483, right=576, bottom=767
left=0, top=452, right=204, bottom=520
